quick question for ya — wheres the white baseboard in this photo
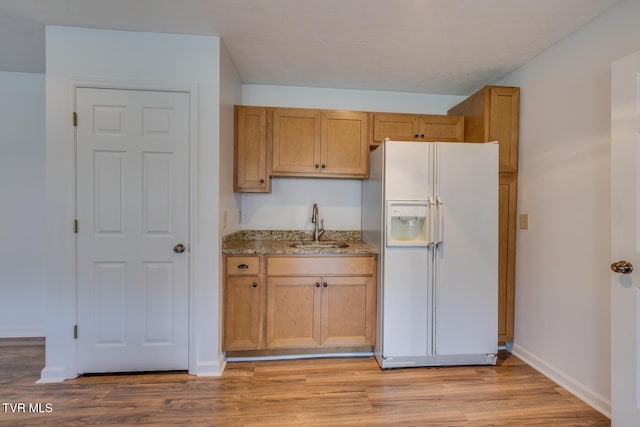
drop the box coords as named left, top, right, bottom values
left=510, top=343, right=611, bottom=418
left=37, top=366, right=76, bottom=384
left=192, top=355, right=227, bottom=377
left=0, top=327, right=45, bottom=338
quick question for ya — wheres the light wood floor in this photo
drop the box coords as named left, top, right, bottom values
left=1, top=338, right=609, bottom=426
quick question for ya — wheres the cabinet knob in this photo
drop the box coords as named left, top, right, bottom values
left=420, top=134, right=425, bottom=138
left=315, top=282, right=321, bottom=287
left=259, top=179, right=265, bottom=184
left=414, top=134, right=419, bottom=138
left=321, top=164, right=326, bottom=169
left=315, top=164, right=320, bottom=169
left=237, top=264, right=249, bottom=269
left=323, top=282, right=328, bottom=288
left=252, top=282, right=258, bottom=288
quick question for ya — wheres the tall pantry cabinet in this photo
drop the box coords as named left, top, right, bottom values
left=448, top=85, right=519, bottom=344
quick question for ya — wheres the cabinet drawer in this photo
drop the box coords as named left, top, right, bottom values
left=226, top=256, right=260, bottom=275
left=267, top=256, right=374, bottom=276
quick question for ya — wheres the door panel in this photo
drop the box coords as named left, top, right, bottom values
left=321, top=276, right=375, bottom=347
left=610, top=50, right=640, bottom=424
left=321, top=111, right=369, bottom=176
left=266, top=276, right=321, bottom=348
left=142, top=153, right=174, bottom=234
left=272, top=108, right=321, bottom=174
left=76, top=88, right=189, bottom=373
left=94, top=262, right=126, bottom=346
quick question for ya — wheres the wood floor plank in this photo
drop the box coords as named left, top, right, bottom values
left=0, top=338, right=610, bottom=426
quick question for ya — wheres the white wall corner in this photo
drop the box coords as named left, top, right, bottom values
left=511, top=343, right=611, bottom=418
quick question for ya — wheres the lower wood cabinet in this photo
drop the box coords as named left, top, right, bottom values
left=224, top=276, right=262, bottom=350
left=223, top=254, right=376, bottom=355
left=223, top=256, right=264, bottom=351
left=266, top=274, right=375, bottom=349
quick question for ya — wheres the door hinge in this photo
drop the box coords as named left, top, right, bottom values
left=72, top=112, right=77, bottom=127
left=73, top=324, right=78, bottom=339
left=73, top=219, right=78, bottom=234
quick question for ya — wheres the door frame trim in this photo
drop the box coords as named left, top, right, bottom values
left=71, top=79, right=199, bottom=375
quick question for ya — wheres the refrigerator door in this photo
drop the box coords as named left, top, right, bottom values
left=380, top=142, right=433, bottom=358
left=433, top=142, right=498, bottom=356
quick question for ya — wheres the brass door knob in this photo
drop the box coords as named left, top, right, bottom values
left=173, top=244, right=186, bottom=254
left=611, top=260, right=633, bottom=274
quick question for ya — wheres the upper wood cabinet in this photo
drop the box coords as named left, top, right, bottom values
left=234, top=106, right=270, bottom=192
left=272, top=109, right=369, bottom=178
left=271, top=108, right=322, bottom=175
left=372, top=113, right=465, bottom=147
left=447, top=86, right=520, bottom=173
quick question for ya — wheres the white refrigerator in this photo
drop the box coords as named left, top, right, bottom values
left=362, top=140, right=498, bottom=368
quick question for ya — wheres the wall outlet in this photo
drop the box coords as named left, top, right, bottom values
left=519, top=213, right=529, bottom=230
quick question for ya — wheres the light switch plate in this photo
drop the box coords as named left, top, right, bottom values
left=520, top=213, right=529, bottom=230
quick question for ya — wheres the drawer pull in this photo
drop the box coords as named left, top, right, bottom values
left=237, top=264, right=249, bottom=269
left=252, top=282, right=258, bottom=288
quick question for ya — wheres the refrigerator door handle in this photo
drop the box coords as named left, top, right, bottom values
left=435, top=196, right=443, bottom=246
left=427, top=196, right=435, bottom=246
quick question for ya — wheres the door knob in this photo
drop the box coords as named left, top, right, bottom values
left=611, top=260, right=633, bottom=274
left=173, top=244, right=186, bottom=254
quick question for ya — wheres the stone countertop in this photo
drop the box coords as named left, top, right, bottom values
left=222, top=230, right=378, bottom=255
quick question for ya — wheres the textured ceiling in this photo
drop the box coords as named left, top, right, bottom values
left=0, top=0, right=621, bottom=94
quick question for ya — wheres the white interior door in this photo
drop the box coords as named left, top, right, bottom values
left=76, top=88, right=189, bottom=374
left=611, top=51, right=640, bottom=424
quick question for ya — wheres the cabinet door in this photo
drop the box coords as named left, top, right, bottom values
left=272, top=108, right=322, bottom=175
left=321, top=111, right=369, bottom=177
left=498, top=173, right=517, bottom=343
left=320, top=276, right=376, bottom=347
left=234, top=106, right=269, bottom=192
left=447, top=85, right=520, bottom=173
left=489, top=87, right=520, bottom=173
left=266, top=276, right=321, bottom=348
left=224, top=276, right=261, bottom=350
left=372, top=113, right=418, bottom=143
left=416, top=115, right=464, bottom=142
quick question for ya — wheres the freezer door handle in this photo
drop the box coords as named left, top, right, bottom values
left=435, top=196, right=443, bottom=246
left=427, top=196, right=435, bottom=246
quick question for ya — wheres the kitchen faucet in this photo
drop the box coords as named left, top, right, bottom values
left=311, top=203, right=325, bottom=242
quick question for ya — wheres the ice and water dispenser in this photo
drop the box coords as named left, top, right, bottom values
left=386, top=200, right=430, bottom=246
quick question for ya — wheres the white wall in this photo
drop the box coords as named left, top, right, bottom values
left=241, top=85, right=465, bottom=230
left=0, top=71, right=46, bottom=337
left=42, top=26, right=223, bottom=381
left=219, top=43, right=243, bottom=236
left=496, top=0, right=640, bottom=416
left=218, top=42, right=243, bottom=360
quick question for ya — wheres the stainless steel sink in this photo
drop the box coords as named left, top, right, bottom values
left=290, top=241, right=349, bottom=249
